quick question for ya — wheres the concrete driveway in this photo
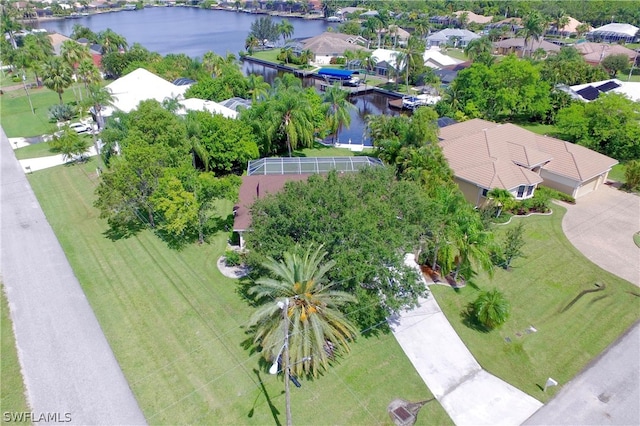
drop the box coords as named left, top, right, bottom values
left=561, top=185, right=640, bottom=286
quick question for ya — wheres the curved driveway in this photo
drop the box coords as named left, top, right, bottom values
left=1, top=129, right=146, bottom=424
left=561, top=185, right=640, bottom=286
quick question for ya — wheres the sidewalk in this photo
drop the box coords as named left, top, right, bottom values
left=389, top=255, right=542, bottom=425
left=1, top=129, right=146, bottom=424
left=9, top=136, right=100, bottom=173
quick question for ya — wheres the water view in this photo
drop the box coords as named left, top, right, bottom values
left=38, top=7, right=400, bottom=145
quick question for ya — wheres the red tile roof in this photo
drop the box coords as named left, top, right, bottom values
left=233, top=174, right=312, bottom=232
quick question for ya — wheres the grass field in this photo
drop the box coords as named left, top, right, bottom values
left=431, top=208, right=640, bottom=402
left=0, top=84, right=92, bottom=138
left=519, top=123, right=560, bottom=137
left=26, top=161, right=452, bottom=425
left=13, top=141, right=56, bottom=159
left=1, top=284, right=31, bottom=416
left=608, top=163, right=626, bottom=183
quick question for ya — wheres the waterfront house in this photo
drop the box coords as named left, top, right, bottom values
left=370, top=48, right=403, bottom=77
left=423, top=48, right=464, bottom=69
left=295, top=32, right=367, bottom=65
left=232, top=157, right=384, bottom=248
left=438, top=119, right=618, bottom=205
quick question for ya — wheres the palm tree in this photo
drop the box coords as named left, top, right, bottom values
left=246, top=244, right=358, bottom=379
left=278, top=19, right=294, bottom=46
left=471, top=288, right=510, bottom=330
left=22, top=33, right=53, bottom=87
left=323, top=84, right=354, bottom=144
left=266, top=88, right=314, bottom=156
left=519, top=11, right=546, bottom=58
left=76, top=58, right=101, bottom=97
left=575, top=22, right=590, bottom=39
left=86, top=84, right=115, bottom=130
left=244, top=35, right=259, bottom=55
left=487, top=188, right=516, bottom=217
left=464, top=37, right=493, bottom=62
left=553, top=12, right=570, bottom=37
left=246, top=73, right=269, bottom=102
left=98, top=28, right=128, bottom=54
left=60, top=40, right=90, bottom=101
left=392, top=51, right=406, bottom=91
left=42, top=57, right=73, bottom=104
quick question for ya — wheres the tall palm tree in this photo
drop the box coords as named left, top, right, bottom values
left=519, top=11, right=546, bottom=57
left=244, top=35, right=259, bottom=55
left=60, top=40, right=90, bottom=101
left=86, top=84, right=115, bottom=130
left=42, top=57, right=73, bottom=104
left=472, top=288, right=510, bottom=330
left=22, top=32, right=53, bottom=87
left=246, top=244, right=358, bottom=378
left=98, top=28, right=128, bottom=54
left=246, top=73, right=270, bottom=102
left=76, top=58, right=101, bottom=98
left=323, top=84, right=354, bottom=144
left=278, top=19, right=294, bottom=46
left=487, top=188, right=515, bottom=217
left=266, top=89, right=314, bottom=156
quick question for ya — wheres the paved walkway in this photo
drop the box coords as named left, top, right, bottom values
left=561, top=185, right=640, bottom=286
left=524, top=321, right=640, bottom=425
left=389, top=255, right=542, bottom=425
left=1, top=128, right=146, bottom=424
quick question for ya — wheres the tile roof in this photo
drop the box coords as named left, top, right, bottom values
left=573, top=42, right=638, bottom=63
left=438, top=119, right=618, bottom=189
left=233, top=174, right=312, bottom=231
left=300, top=32, right=367, bottom=56
left=493, top=37, right=561, bottom=53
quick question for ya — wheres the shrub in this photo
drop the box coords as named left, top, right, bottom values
left=49, top=104, right=76, bottom=122
left=624, top=160, right=640, bottom=191
left=224, top=250, right=241, bottom=267
left=537, top=186, right=575, bottom=204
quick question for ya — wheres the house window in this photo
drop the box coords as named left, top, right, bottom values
left=481, top=188, right=488, bottom=197
left=526, top=185, right=535, bottom=196
left=516, top=185, right=526, bottom=198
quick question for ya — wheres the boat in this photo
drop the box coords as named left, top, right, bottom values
left=401, top=94, right=441, bottom=110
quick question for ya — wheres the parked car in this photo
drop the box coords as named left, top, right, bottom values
left=69, top=122, right=92, bottom=134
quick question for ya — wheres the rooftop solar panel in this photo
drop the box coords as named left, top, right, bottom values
left=576, top=86, right=600, bottom=101
left=595, top=81, right=621, bottom=92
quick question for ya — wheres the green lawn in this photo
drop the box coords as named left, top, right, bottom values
left=431, top=207, right=640, bottom=402
left=13, top=141, right=56, bottom=160
left=26, top=162, right=451, bottom=425
left=0, top=84, right=89, bottom=138
left=519, top=123, right=559, bottom=137
left=608, top=163, right=626, bottom=183
left=1, top=284, right=31, bottom=416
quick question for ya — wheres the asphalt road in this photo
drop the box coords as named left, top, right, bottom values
left=524, top=321, right=640, bottom=425
left=1, top=128, right=146, bottom=424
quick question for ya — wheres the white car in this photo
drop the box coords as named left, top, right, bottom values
left=69, top=122, right=92, bottom=134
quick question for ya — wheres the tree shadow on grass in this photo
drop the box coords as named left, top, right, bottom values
left=102, top=220, right=146, bottom=241
left=461, top=306, right=491, bottom=333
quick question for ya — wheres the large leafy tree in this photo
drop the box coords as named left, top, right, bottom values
left=246, top=167, right=436, bottom=332
left=185, top=111, right=259, bottom=174
left=555, top=93, right=640, bottom=161
left=600, top=54, right=630, bottom=78
left=540, top=47, right=608, bottom=86
left=41, top=57, right=73, bottom=104
left=249, top=16, right=280, bottom=47
left=323, top=84, right=354, bottom=144
left=247, top=245, right=358, bottom=378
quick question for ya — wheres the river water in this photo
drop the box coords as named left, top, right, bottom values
left=38, top=7, right=400, bottom=145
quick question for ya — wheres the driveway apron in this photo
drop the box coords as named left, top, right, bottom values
left=561, top=185, right=640, bottom=286
left=1, top=128, right=146, bottom=424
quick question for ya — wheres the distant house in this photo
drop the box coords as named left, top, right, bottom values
left=485, top=17, right=522, bottom=34
left=493, top=38, right=561, bottom=58
left=423, top=48, right=464, bottom=69
left=453, top=10, right=493, bottom=25
left=547, top=16, right=588, bottom=37
left=104, top=68, right=190, bottom=114
left=232, top=156, right=384, bottom=248
left=427, top=29, right=480, bottom=48
left=558, top=78, right=640, bottom=102
left=587, top=23, right=640, bottom=43
left=176, top=98, right=238, bottom=119
left=573, top=42, right=639, bottom=66
left=370, top=48, right=403, bottom=76
left=295, top=32, right=367, bottom=65
left=438, top=119, right=618, bottom=205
